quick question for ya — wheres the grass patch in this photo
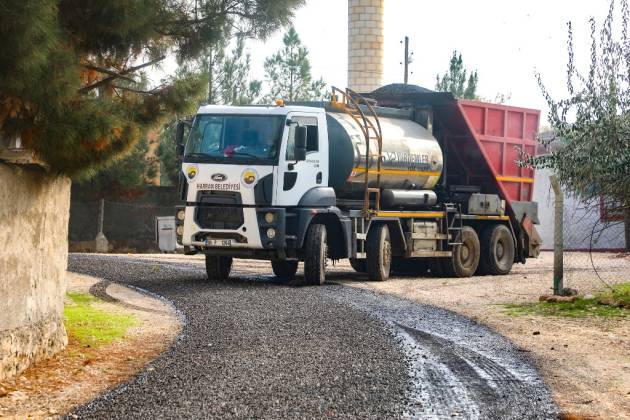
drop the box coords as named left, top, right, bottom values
left=502, top=283, right=629, bottom=318
left=64, top=292, right=137, bottom=348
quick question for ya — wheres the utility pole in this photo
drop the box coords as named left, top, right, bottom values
left=400, top=36, right=413, bottom=84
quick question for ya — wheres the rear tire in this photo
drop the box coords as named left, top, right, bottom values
left=349, top=258, right=367, bottom=273
left=304, top=224, right=327, bottom=285
left=478, top=224, right=515, bottom=275
left=271, top=260, right=298, bottom=281
left=441, top=226, right=480, bottom=278
left=366, top=224, right=392, bottom=281
left=205, top=255, right=232, bottom=281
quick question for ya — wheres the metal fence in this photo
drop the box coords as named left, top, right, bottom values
left=69, top=199, right=175, bottom=252
left=544, top=176, right=629, bottom=295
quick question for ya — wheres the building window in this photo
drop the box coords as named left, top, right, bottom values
left=599, top=196, right=624, bottom=222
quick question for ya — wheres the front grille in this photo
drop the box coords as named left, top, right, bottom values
left=195, top=206, right=244, bottom=229
left=195, top=191, right=244, bottom=229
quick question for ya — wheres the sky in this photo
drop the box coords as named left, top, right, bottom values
left=235, top=0, right=618, bottom=122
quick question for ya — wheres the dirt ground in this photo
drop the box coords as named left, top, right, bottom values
left=111, top=251, right=630, bottom=418
left=0, top=272, right=181, bottom=419
left=336, top=251, right=630, bottom=420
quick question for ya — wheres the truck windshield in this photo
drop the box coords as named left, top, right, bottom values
left=185, top=115, right=285, bottom=163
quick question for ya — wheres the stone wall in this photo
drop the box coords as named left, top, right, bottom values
left=347, top=0, right=384, bottom=93
left=0, top=163, right=70, bottom=380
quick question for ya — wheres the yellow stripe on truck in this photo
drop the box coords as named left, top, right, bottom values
left=376, top=211, right=446, bottom=219
left=352, top=167, right=441, bottom=177
left=496, top=175, right=534, bottom=183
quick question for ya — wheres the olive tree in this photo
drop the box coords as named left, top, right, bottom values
left=527, top=0, right=630, bottom=249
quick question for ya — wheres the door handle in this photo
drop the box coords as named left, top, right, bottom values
left=316, top=172, right=322, bottom=184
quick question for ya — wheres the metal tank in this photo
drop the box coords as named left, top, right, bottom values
left=326, top=112, right=443, bottom=199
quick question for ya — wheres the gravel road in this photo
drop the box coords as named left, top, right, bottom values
left=67, top=254, right=556, bottom=419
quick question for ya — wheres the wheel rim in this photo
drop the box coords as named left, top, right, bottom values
left=460, top=240, right=474, bottom=268
left=495, top=241, right=505, bottom=260
left=383, top=240, right=391, bottom=272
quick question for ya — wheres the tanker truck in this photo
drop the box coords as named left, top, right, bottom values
left=173, top=86, right=541, bottom=285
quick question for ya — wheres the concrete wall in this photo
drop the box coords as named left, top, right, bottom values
left=0, top=163, right=70, bottom=380
left=348, top=0, right=384, bottom=93
left=533, top=168, right=626, bottom=250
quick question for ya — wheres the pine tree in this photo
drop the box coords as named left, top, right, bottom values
left=0, top=0, right=304, bottom=178
left=264, top=26, right=326, bottom=102
left=202, top=37, right=262, bottom=105
left=435, top=51, right=478, bottom=99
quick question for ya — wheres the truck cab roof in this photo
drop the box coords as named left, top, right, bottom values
left=196, top=104, right=326, bottom=116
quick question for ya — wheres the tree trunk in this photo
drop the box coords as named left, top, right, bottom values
left=625, top=205, right=630, bottom=252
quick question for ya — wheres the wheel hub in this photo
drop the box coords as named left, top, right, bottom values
left=496, top=241, right=505, bottom=259
left=461, top=244, right=470, bottom=261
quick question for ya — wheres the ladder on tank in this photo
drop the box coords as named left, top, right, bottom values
left=330, top=87, right=383, bottom=216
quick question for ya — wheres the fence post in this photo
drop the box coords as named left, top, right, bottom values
left=549, top=175, right=563, bottom=295
left=94, top=198, right=109, bottom=253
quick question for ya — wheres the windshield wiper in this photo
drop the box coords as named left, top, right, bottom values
left=227, top=151, right=260, bottom=159
left=185, top=152, right=219, bottom=159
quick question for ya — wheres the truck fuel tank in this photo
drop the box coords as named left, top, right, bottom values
left=326, top=112, right=443, bottom=198
left=381, top=189, right=437, bottom=209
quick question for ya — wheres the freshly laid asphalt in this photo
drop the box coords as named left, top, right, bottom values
left=67, top=254, right=557, bottom=419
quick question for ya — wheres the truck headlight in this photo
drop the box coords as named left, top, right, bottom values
left=177, top=210, right=186, bottom=221
left=266, top=228, right=276, bottom=239
left=176, top=225, right=184, bottom=236
left=264, top=212, right=275, bottom=224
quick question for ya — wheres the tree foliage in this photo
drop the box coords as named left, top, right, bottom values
left=435, top=50, right=479, bottom=99
left=156, top=121, right=181, bottom=186
left=0, top=0, right=303, bottom=178
left=203, top=36, right=262, bottom=105
left=86, top=135, right=160, bottom=196
left=526, top=0, right=630, bottom=210
left=264, top=26, right=326, bottom=101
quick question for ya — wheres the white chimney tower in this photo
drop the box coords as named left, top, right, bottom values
left=347, top=0, right=384, bottom=93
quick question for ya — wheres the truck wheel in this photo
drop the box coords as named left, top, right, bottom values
left=271, top=260, right=299, bottom=281
left=441, top=226, right=480, bottom=278
left=366, top=224, right=391, bottom=281
left=478, top=224, right=515, bottom=275
left=392, top=257, right=428, bottom=276
left=304, top=224, right=327, bottom=285
left=205, top=255, right=232, bottom=281
left=349, top=258, right=367, bottom=273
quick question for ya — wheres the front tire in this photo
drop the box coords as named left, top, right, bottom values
left=271, top=260, right=299, bottom=282
left=441, top=226, right=480, bottom=278
left=205, top=255, right=232, bottom=281
left=366, top=224, right=392, bottom=281
left=478, top=224, right=515, bottom=275
left=304, top=224, right=327, bottom=286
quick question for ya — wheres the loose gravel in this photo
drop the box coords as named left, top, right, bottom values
left=67, top=254, right=556, bottom=419
left=67, top=254, right=407, bottom=419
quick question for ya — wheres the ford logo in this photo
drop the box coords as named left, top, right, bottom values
left=211, top=173, right=227, bottom=182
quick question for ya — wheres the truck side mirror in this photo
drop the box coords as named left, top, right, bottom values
left=175, top=121, right=189, bottom=157
left=294, top=126, right=307, bottom=161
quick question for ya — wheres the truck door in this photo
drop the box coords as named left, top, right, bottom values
left=274, top=113, right=328, bottom=206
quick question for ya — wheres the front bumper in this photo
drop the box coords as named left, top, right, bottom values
left=177, top=206, right=289, bottom=252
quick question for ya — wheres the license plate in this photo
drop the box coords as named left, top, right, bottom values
left=205, top=239, right=233, bottom=247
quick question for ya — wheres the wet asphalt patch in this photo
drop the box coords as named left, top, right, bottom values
left=67, top=254, right=556, bottom=419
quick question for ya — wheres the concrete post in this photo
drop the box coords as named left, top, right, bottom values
left=347, top=0, right=384, bottom=93
left=94, top=198, right=109, bottom=253
left=549, top=175, right=563, bottom=295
